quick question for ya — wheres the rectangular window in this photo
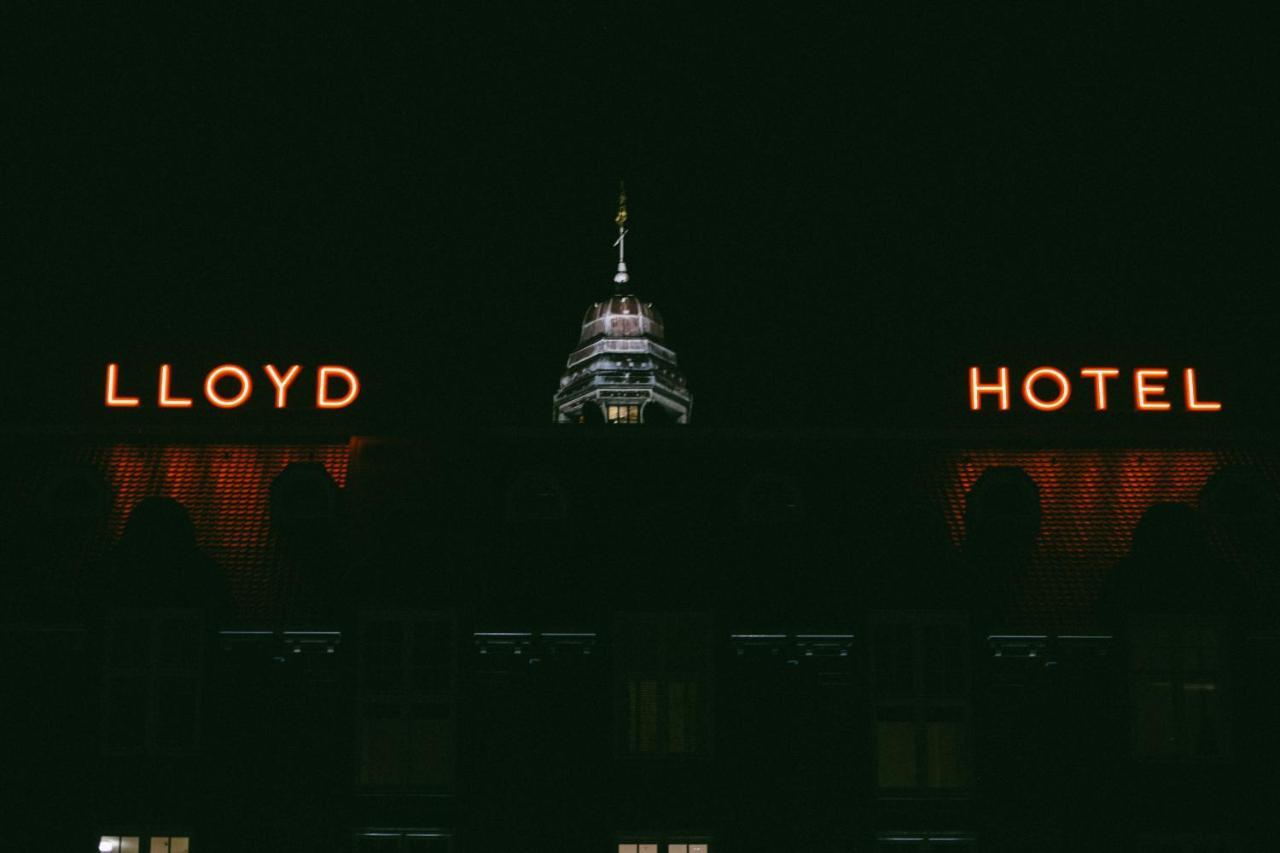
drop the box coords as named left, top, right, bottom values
left=616, top=614, right=712, bottom=756
left=357, top=613, right=456, bottom=790
left=102, top=610, right=203, bottom=756
left=606, top=404, right=640, bottom=424
left=1130, top=619, right=1226, bottom=759
left=98, top=836, right=190, bottom=853
left=869, top=612, right=971, bottom=792
left=617, top=841, right=709, bottom=852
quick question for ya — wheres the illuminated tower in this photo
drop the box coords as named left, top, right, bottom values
left=552, top=189, right=693, bottom=424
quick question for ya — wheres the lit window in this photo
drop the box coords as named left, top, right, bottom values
left=869, top=613, right=971, bottom=791
left=606, top=404, right=640, bottom=424
left=148, top=840, right=190, bottom=853
left=616, top=614, right=712, bottom=756
left=357, top=613, right=455, bottom=790
left=98, top=836, right=190, bottom=853
left=1130, top=619, right=1227, bottom=759
left=102, top=610, right=203, bottom=756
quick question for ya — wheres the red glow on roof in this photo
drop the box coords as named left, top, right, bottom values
left=86, top=443, right=351, bottom=619
left=938, top=449, right=1277, bottom=629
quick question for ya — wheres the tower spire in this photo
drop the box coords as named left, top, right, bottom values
left=612, top=182, right=629, bottom=289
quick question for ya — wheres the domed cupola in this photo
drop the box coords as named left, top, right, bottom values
left=552, top=189, right=693, bottom=424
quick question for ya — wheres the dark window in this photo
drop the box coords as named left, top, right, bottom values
left=869, top=612, right=971, bottom=791
left=357, top=613, right=456, bottom=790
left=102, top=611, right=202, bottom=756
left=1129, top=619, right=1226, bottom=759
left=504, top=470, right=568, bottom=522
left=616, top=614, right=712, bottom=756
left=741, top=473, right=803, bottom=523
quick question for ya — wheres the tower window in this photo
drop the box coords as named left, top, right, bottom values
left=606, top=404, right=641, bottom=424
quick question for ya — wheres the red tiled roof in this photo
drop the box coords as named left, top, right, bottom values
left=49, top=442, right=351, bottom=621
left=12, top=438, right=1278, bottom=631
left=933, top=449, right=1280, bottom=631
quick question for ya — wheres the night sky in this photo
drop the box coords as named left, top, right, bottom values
left=7, top=4, right=1277, bottom=430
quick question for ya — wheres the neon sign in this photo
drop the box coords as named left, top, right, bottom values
left=105, top=364, right=360, bottom=409
left=968, top=366, right=1221, bottom=412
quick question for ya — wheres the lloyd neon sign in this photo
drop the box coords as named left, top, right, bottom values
left=105, top=363, right=360, bottom=409
left=968, top=366, right=1222, bottom=412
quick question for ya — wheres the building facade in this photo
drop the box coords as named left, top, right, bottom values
left=4, top=216, right=1279, bottom=852
left=4, top=424, right=1279, bottom=852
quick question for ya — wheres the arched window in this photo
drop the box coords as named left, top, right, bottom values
left=270, top=462, right=339, bottom=530
left=39, top=463, right=109, bottom=522
left=504, top=470, right=568, bottom=522
left=740, top=472, right=804, bottom=523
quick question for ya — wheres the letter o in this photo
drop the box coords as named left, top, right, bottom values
left=204, top=364, right=253, bottom=408
left=1022, top=367, right=1071, bottom=411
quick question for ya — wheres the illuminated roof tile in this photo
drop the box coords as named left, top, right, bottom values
left=44, top=442, right=351, bottom=621
left=931, top=449, right=1280, bottom=631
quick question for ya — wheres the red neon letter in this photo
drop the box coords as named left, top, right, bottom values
left=1134, top=368, right=1171, bottom=411
left=264, top=364, right=302, bottom=409
left=204, top=364, right=253, bottom=408
left=1184, top=368, right=1222, bottom=412
left=105, top=363, right=140, bottom=408
left=316, top=366, right=360, bottom=409
left=158, top=364, right=193, bottom=408
left=1022, top=367, right=1071, bottom=411
left=969, top=366, right=1009, bottom=411
left=1080, top=367, right=1120, bottom=411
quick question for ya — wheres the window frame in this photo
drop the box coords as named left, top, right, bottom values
left=355, top=610, right=458, bottom=793
left=97, top=834, right=192, bottom=853
left=867, top=610, right=972, bottom=796
left=614, top=612, right=714, bottom=759
left=606, top=403, right=641, bottom=424
left=101, top=607, right=204, bottom=757
left=1127, top=615, right=1230, bottom=763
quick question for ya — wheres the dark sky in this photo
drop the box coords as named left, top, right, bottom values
left=6, top=4, right=1278, bottom=430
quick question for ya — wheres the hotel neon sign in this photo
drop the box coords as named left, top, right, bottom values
left=968, top=366, right=1221, bottom=412
left=105, top=363, right=360, bottom=409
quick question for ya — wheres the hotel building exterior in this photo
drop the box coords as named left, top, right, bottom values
left=3, top=219, right=1278, bottom=853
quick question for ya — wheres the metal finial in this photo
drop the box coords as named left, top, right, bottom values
left=612, top=182, right=629, bottom=287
